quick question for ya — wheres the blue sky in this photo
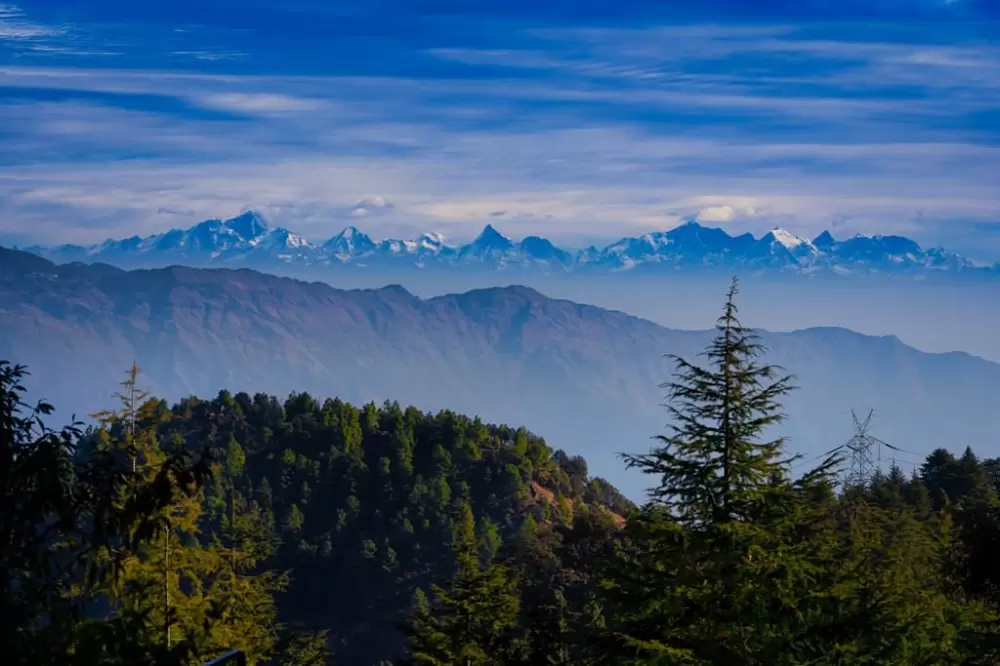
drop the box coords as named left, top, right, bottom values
left=1, top=0, right=999, bottom=258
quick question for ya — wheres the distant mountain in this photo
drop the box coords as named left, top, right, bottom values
left=2, top=247, right=997, bottom=498
left=22, top=211, right=996, bottom=278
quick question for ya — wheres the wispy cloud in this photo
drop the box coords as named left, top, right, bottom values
left=0, top=4, right=126, bottom=58
left=0, top=4, right=63, bottom=40
left=193, top=92, right=331, bottom=114
left=0, top=3, right=997, bottom=257
left=170, top=50, right=248, bottom=62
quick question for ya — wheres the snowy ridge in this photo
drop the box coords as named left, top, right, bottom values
left=23, top=210, right=995, bottom=278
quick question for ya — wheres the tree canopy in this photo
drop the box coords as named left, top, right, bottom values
left=3, top=277, right=1000, bottom=665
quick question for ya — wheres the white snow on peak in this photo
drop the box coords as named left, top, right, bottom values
left=379, top=239, right=407, bottom=254
left=327, top=225, right=373, bottom=244
left=417, top=232, right=449, bottom=253
left=248, top=228, right=311, bottom=251
left=639, top=232, right=671, bottom=251
left=278, top=230, right=311, bottom=248
left=767, top=228, right=810, bottom=249
left=33, top=209, right=986, bottom=278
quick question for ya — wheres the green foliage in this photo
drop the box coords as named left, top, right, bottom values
left=147, top=388, right=620, bottom=664
left=0, top=361, right=85, bottom=662
left=600, top=277, right=995, bottom=666
left=401, top=501, right=524, bottom=665
left=606, top=278, right=845, bottom=663
left=509, top=507, right=619, bottom=665
left=84, top=365, right=292, bottom=665
left=0, top=361, right=215, bottom=665
left=5, top=276, right=1000, bottom=665
left=275, top=629, right=332, bottom=666
left=622, top=277, right=801, bottom=524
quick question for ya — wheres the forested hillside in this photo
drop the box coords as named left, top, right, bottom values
left=4, top=246, right=1000, bottom=499
left=0, top=358, right=630, bottom=665
left=155, top=389, right=629, bottom=663
left=4, top=278, right=1000, bottom=665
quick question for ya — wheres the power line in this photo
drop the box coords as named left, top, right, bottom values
left=887, top=456, right=921, bottom=478
left=790, top=444, right=847, bottom=470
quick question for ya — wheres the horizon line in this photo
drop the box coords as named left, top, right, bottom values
left=31, top=207, right=935, bottom=252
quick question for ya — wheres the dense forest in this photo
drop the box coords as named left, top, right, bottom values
left=4, top=278, right=1000, bottom=665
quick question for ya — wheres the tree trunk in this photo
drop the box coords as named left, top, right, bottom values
left=164, top=521, right=172, bottom=648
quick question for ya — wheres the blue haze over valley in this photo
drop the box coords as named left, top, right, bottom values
left=1, top=0, right=999, bottom=497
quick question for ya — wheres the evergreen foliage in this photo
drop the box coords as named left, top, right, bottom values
left=603, top=278, right=849, bottom=664
left=3, top=277, right=1000, bottom=665
left=400, top=501, right=523, bottom=665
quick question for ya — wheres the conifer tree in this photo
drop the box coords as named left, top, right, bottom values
left=605, top=277, right=849, bottom=665
left=401, top=501, right=522, bottom=665
left=623, top=277, right=799, bottom=524
left=203, top=433, right=289, bottom=664
left=87, top=365, right=287, bottom=664
left=0, top=360, right=224, bottom=665
left=512, top=512, right=611, bottom=666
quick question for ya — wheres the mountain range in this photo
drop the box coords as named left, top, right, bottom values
left=2, top=246, right=997, bottom=498
left=22, top=210, right=999, bottom=278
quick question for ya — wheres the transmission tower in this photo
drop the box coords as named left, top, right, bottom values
left=843, top=409, right=901, bottom=487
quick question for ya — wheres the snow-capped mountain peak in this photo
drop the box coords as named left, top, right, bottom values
left=517, top=236, right=572, bottom=266
left=455, top=224, right=516, bottom=264
left=757, top=228, right=820, bottom=265
left=225, top=210, right=270, bottom=240
left=322, top=226, right=376, bottom=257
left=419, top=231, right=445, bottom=244
left=812, top=230, right=836, bottom=250
left=256, top=228, right=312, bottom=250
left=361, top=232, right=453, bottom=258
left=764, top=227, right=810, bottom=250
left=471, top=224, right=514, bottom=249
left=338, top=226, right=365, bottom=240
left=180, top=211, right=271, bottom=252
left=22, top=213, right=991, bottom=279
left=416, top=232, right=450, bottom=254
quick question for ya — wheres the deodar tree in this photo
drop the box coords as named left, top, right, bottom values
left=603, top=277, right=852, bottom=665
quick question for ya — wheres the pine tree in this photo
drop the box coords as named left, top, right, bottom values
left=623, top=277, right=798, bottom=525
left=0, top=360, right=227, bottom=665
left=87, top=365, right=286, bottom=664
left=836, top=495, right=992, bottom=665
left=605, top=277, right=850, bottom=665
left=510, top=509, right=613, bottom=666
left=275, top=630, right=332, bottom=666
left=401, top=501, right=523, bottom=665
left=202, top=433, right=288, bottom=664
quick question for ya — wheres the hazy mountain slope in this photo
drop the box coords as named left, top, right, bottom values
left=1, top=248, right=997, bottom=497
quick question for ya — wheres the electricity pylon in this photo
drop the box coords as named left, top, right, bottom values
left=844, top=409, right=901, bottom=487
